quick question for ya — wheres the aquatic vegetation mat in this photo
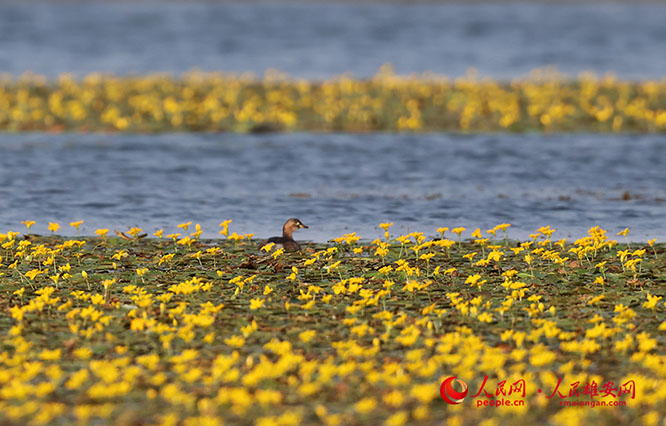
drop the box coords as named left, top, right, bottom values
left=0, top=222, right=665, bottom=425
left=1, top=68, right=666, bottom=133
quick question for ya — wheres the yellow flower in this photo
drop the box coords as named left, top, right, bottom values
left=299, top=330, right=316, bottom=343
left=65, top=369, right=90, bottom=390
left=382, top=390, right=404, bottom=407
left=102, top=278, right=116, bottom=289
left=48, top=222, right=60, bottom=232
left=21, top=220, right=36, bottom=229
left=261, top=242, right=275, bottom=252
left=219, top=219, right=232, bottom=237
left=177, top=236, right=193, bottom=246
left=354, top=397, right=377, bottom=414
left=39, top=348, right=62, bottom=361
left=95, top=228, right=109, bottom=237
left=385, top=412, right=408, bottom=426
left=250, top=298, right=265, bottom=310
left=462, top=252, right=477, bottom=261
left=643, top=293, right=662, bottom=310
left=465, top=274, right=482, bottom=285
left=73, top=347, right=93, bottom=359
left=224, top=335, right=245, bottom=348
left=410, top=383, right=438, bottom=404
left=451, top=227, right=466, bottom=236
left=419, top=253, right=435, bottom=261
left=25, top=269, right=44, bottom=280
left=69, top=220, right=84, bottom=230
left=477, top=312, right=493, bottom=323
left=529, top=345, right=556, bottom=366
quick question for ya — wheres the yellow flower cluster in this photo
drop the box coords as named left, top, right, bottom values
left=0, top=222, right=664, bottom=425
left=1, top=67, right=665, bottom=133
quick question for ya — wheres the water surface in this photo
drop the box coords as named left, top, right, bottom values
left=1, top=132, right=665, bottom=242
left=0, top=3, right=664, bottom=79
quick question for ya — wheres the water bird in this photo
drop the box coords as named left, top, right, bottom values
left=261, top=218, right=308, bottom=252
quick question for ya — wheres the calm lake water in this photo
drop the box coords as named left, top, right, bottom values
left=0, top=2, right=665, bottom=79
left=1, top=132, right=665, bottom=242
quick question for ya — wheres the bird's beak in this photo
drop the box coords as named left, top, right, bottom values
left=300, top=223, right=309, bottom=229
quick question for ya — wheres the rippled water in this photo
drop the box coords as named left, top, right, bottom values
left=0, top=3, right=665, bottom=79
left=1, top=132, right=665, bottom=242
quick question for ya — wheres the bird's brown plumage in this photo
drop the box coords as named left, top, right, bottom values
left=260, top=218, right=308, bottom=252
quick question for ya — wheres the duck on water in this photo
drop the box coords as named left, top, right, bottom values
left=260, top=218, right=308, bottom=252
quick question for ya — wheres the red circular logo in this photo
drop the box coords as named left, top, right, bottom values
left=440, top=377, right=469, bottom=404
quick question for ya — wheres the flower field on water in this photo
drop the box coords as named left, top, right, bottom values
left=1, top=67, right=666, bottom=133
left=0, top=222, right=665, bottom=425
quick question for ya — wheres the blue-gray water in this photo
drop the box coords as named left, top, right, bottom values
left=0, top=3, right=665, bottom=79
left=1, top=133, right=665, bottom=242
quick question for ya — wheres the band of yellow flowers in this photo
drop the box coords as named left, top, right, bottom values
left=0, top=221, right=663, bottom=425
left=1, top=67, right=665, bottom=133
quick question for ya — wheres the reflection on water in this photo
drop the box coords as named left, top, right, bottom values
left=1, top=132, right=665, bottom=242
